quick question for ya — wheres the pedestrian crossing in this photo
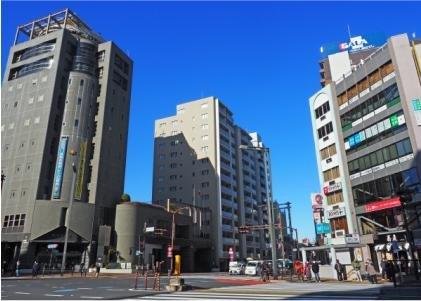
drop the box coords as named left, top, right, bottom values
left=137, top=291, right=378, bottom=300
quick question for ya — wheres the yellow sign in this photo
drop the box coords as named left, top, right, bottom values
left=74, top=141, right=87, bottom=200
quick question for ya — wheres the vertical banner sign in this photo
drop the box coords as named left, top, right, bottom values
left=52, top=136, right=69, bottom=199
left=74, top=141, right=87, bottom=200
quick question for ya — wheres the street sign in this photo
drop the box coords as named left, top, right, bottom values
left=47, top=244, right=58, bottom=249
left=145, top=227, right=155, bottom=233
left=167, top=246, right=173, bottom=258
left=228, top=248, right=233, bottom=255
left=135, top=250, right=142, bottom=256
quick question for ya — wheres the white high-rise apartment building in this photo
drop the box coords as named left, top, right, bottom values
left=152, top=97, right=273, bottom=270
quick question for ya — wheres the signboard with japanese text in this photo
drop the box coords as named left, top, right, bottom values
left=327, top=207, right=346, bottom=219
left=365, top=197, right=401, bottom=213
left=316, top=223, right=331, bottom=234
left=52, top=136, right=69, bottom=199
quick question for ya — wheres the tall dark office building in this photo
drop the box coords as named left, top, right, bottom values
left=1, top=9, right=133, bottom=269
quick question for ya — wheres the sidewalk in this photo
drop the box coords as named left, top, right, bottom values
left=1, top=273, right=91, bottom=280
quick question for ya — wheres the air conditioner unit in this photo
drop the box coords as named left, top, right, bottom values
left=335, top=230, right=345, bottom=237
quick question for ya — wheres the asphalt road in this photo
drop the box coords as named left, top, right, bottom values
left=2, top=273, right=419, bottom=300
left=1, top=273, right=261, bottom=300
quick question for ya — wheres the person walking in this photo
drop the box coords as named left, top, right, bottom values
left=365, top=259, right=378, bottom=284
left=335, top=259, right=343, bottom=281
left=32, top=260, right=39, bottom=278
left=95, top=262, right=101, bottom=278
left=312, top=260, right=321, bottom=282
left=380, top=258, right=387, bottom=279
left=80, top=262, right=87, bottom=277
left=352, top=258, right=362, bottom=282
left=15, top=260, right=21, bottom=277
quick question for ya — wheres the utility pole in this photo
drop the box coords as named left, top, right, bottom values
left=61, top=150, right=78, bottom=276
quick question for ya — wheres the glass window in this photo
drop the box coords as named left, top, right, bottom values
left=389, top=144, right=398, bottom=160
left=382, top=147, right=390, bottom=162
left=376, top=149, right=384, bottom=165
left=370, top=152, right=378, bottom=167
left=396, top=140, right=406, bottom=157
left=403, top=139, right=412, bottom=154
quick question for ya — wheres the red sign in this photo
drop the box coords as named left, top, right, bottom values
left=167, top=246, right=173, bottom=258
left=365, top=197, right=401, bottom=213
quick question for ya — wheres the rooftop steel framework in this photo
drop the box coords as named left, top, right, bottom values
left=14, top=8, right=104, bottom=45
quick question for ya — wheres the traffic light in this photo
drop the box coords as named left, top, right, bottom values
left=397, top=186, right=415, bottom=205
left=239, top=226, right=250, bottom=234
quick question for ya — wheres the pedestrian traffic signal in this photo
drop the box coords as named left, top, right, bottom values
left=239, top=226, right=250, bottom=234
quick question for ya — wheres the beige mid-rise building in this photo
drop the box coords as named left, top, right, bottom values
left=152, top=97, right=273, bottom=270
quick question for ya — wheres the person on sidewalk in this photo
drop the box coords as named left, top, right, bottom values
left=365, top=259, right=378, bottom=284
left=95, top=262, right=101, bottom=278
left=80, top=262, right=87, bottom=277
left=32, top=260, right=39, bottom=278
left=380, top=258, right=387, bottom=279
left=352, top=258, right=362, bottom=282
left=311, top=260, right=321, bottom=282
left=15, top=260, right=21, bottom=277
left=335, top=259, right=343, bottom=281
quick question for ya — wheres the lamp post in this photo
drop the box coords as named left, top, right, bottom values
left=239, top=145, right=278, bottom=279
left=61, top=150, right=78, bottom=276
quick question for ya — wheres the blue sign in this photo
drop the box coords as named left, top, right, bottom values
left=52, top=136, right=69, bottom=199
left=316, top=223, right=331, bottom=234
left=321, top=33, right=386, bottom=58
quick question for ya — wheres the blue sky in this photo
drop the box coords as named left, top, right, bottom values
left=2, top=1, right=420, bottom=240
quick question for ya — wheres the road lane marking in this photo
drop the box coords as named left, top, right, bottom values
left=45, top=294, right=64, bottom=297
left=106, top=288, right=125, bottom=291
left=15, top=292, right=31, bottom=295
left=81, top=297, right=104, bottom=299
left=78, top=288, right=93, bottom=290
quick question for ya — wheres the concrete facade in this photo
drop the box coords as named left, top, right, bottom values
left=1, top=9, right=132, bottom=270
left=114, top=202, right=212, bottom=272
left=152, top=97, right=272, bottom=270
left=309, top=34, right=421, bottom=270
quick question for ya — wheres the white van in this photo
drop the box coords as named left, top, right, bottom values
left=245, top=260, right=262, bottom=276
left=229, top=261, right=245, bottom=275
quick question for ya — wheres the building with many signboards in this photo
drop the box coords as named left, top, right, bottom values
left=306, top=33, right=421, bottom=279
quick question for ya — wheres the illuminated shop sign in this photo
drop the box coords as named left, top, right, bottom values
left=365, top=197, right=401, bottom=213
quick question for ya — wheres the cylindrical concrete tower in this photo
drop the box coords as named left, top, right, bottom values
left=52, top=38, right=97, bottom=202
left=115, top=203, right=141, bottom=264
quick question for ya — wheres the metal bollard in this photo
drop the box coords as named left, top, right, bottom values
left=144, top=271, right=148, bottom=290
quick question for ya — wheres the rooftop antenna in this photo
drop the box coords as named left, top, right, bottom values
left=347, top=25, right=352, bottom=41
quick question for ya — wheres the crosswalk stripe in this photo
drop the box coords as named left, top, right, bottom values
left=137, top=291, right=378, bottom=300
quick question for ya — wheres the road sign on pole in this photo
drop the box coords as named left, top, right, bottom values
left=229, top=247, right=234, bottom=261
left=47, top=243, right=58, bottom=249
left=167, top=246, right=173, bottom=258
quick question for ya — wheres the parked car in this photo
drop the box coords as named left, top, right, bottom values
left=245, top=260, right=262, bottom=276
left=277, top=259, right=293, bottom=271
left=229, top=261, right=245, bottom=275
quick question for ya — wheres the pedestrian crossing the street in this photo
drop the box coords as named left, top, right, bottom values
left=137, top=291, right=378, bottom=300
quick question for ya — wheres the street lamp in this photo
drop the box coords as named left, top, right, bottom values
left=239, top=145, right=278, bottom=279
left=60, top=150, right=78, bottom=276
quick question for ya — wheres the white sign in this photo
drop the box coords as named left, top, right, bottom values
left=145, top=227, right=155, bottom=233
left=47, top=244, right=58, bottom=249
left=135, top=250, right=142, bottom=256
left=327, top=207, right=346, bottom=219
left=323, top=182, right=342, bottom=195
left=345, top=234, right=360, bottom=244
